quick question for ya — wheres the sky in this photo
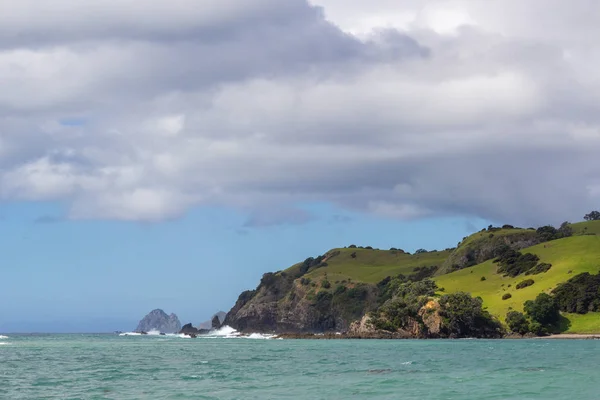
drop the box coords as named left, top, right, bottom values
left=1, top=0, right=599, bottom=332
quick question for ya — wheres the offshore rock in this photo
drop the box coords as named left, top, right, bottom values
left=198, top=311, right=227, bottom=330
left=136, top=309, right=181, bottom=333
left=211, top=315, right=222, bottom=330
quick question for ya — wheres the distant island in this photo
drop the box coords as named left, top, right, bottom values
left=136, top=309, right=181, bottom=333
left=133, top=310, right=226, bottom=337
left=222, top=212, right=600, bottom=338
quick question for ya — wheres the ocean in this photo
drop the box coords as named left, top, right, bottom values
left=1, top=330, right=598, bottom=399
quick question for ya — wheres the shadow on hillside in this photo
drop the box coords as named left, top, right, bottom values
left=554, top=315, right=572, bottom=333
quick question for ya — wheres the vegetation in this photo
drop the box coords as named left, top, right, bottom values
left=584, top=211, right=600, bottom=221
left=494, top=249, right=540, bottom=277
left=525, top=263, right=552, bottom=275
left=437, top=292, right=503, bottom=338
left=506, top=311, right=529, bottom=335
left=552, top=272, right=600, bottom=313
left=516, top=279, right=535, bottom=290
left=434, top=233, right=600, bottom=333
left=227, top=219, right=600, bottom=335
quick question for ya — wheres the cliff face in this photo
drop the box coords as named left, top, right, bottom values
left=224, top=270, right=377, bottom=333
left=136, top=309, right=181, bottom=333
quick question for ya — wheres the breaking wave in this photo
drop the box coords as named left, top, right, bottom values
left=0, top=335, right=8, bottom=339
left=118, top=326, right=277, bottom=339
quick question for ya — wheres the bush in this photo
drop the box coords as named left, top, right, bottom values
left=348, top=244, right=357, bottom=248
left=480, top=276, right=487, bottom=281
left=350, top=252, right=357, bottom=259
left=415, top=249, right=428, bottom=254
left=438, top=292, right=503, bottom=338
left=525, top=263, right=552, bottom=275
left=300, top=277, right=311, bottom=285
left=494, top=250, right=540, bottom=277
left=334, top=285, right=347, bottom=296
left=552, top=272, right=600, bottom=313
left=321, top=280, right=331, bottom=289
left=506, top=311, right=529, bottom=334
left=516, top=279, right=535, bottom=290
left=524, top=293, right=560, bottom=326
left=502, top=293, right=512, bottom=300
left=584, top=211, right=600, bottom=221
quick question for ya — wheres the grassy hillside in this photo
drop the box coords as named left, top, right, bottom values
left=572, top=220, right=600, bottom=235
left=435, top=235, right=600, bottom=333
left=292, top=248, right=451, bottom=284
left=438, top=227, right=540, bottom=275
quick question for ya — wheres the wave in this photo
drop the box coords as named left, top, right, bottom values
left=0, top=342, right=9, bottom=345
left=118, top=326, right=277, bottom=340
left=0, top=335, right=8, bottom=339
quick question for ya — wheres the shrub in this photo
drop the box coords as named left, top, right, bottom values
left=525, top=263, right=552, bottom=275
left=334, top=285, right=347, bottom=296
left=350, top=252, right=357, bottom=259
left=502, top=224, right=515, bottom=229
left=502, top=293, right=512, bottom=300
left=552, top=272, right=600, bottom=313
left=321, top=280, right=331, bottom=289
left=584, top=211, right=600, bottom=221
left=438, top=292, right=503, bottom=338
left=516, top=279, right=535, bottom=290
left=415, top=249, right=428, bottom=254
left=300, top=277, right=311, bottom=285
left=524, top=293, right=560, bottom=326
left=365, top=246, right=373, bottom=250
left=506, top=311, right=529, bottom=334
left=348, top=244, right=357, bottom=248
left=495, top=250, right=540, bottom=277
left=480, top=276, right=486, bottom=281
left=489, top=233, right=494, bottom=238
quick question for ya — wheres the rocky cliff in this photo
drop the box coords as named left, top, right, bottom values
left=136, top=309, right=181, bottom=333
left=224, top=259, right=378, bottom=333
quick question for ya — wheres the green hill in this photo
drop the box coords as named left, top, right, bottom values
left=298, top=248, right=451, bottom=284
left=435, top=234, right=600, bottom=333
left=226, top=218, right=600, bottom=335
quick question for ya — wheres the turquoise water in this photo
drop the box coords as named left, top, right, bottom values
left=1, top=334, right=599, bottom=399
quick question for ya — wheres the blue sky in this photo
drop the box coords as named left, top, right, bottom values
left=0, top=201, right=489, bottom=332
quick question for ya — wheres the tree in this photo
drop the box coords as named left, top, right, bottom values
left=584, top=211, right=600, bottom=221
left=524, top=293, right=560, bottom=326
left=438, top=292, right=502, bottom=337
left=415, top=249, right=428, bottom=254
left=506, top=311, right=529, bottom=335
left=558, top=221, right=573, bottom=238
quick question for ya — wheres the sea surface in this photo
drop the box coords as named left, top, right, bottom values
left=1, top=330, right=599, bottom=399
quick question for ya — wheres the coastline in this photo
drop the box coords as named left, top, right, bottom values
left=274, top=332, right=600, bottom=340
left=542, top=334, right=600, bottom=339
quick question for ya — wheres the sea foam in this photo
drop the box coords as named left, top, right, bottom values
left=0, top=335, right=8, bottom=339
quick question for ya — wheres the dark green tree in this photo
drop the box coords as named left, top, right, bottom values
left=584, top=211, right=600, bottom=221
left=524, top=293, right=560, bottom=325
left=506, top=311, right=529, bottom=335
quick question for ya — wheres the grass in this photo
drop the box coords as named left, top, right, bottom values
left=572, top=220, right=600, bottom=235
left=435, top=235, right=600, bottom=333
left=458, top=228, right=535, bottom=247
left=301, top=247, right=451, bottom=284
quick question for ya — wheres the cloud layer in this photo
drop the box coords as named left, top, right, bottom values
left=1, top=0, right=599, bottom=225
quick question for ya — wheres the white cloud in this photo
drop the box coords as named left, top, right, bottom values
left=1, top=0, right=600, bottom=224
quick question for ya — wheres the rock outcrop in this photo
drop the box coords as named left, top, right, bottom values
left=224, top=270, right=377, bottom=333
left=198, top=311, right=227, bottom=330
left=211, top=315, right=222, bottom=330
left=135, top=309, right=181, bottom=333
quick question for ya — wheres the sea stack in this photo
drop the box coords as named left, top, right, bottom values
left=136, top=309, right=182, bottom=333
